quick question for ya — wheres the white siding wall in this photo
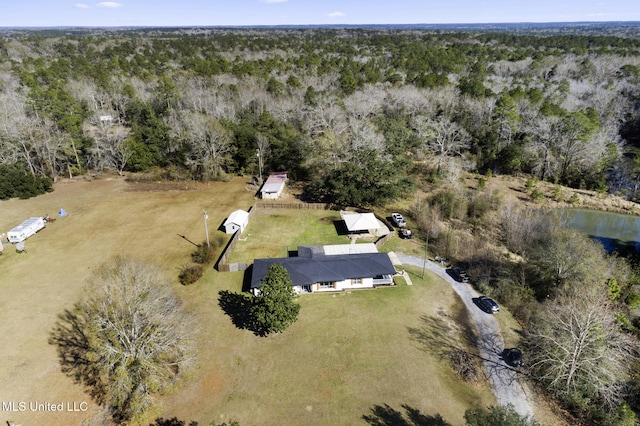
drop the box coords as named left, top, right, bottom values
left=261, top=187, right=284, bottom=199
left=282, top=277, right=383, bottom=295
left=309, top=278, right=375, bottom=292
left=261, top=191, right=278, bottom=200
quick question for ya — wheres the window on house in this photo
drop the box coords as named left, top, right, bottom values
left=352, top=278, right=363, bottom=285
left=319, top=282, right=335, bottom=289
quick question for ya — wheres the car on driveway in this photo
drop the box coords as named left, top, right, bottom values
left=478, top=296, right=499, bottom=313
left=391, top=213, right=406, bottom=228
left=450, top=266, right=469, bottom=283
left=504, top=348, right=523, bottom=367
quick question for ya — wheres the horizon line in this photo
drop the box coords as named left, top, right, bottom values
left=2, top=20, right=640, bottom=30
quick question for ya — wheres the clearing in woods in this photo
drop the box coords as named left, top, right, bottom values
left=0, top=176, right=495, bottom=425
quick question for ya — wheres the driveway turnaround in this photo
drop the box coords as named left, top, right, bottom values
left=397, top=253, right=533, bottom=418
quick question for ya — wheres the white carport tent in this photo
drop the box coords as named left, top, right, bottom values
left=340, top=212, right=386, bottom=237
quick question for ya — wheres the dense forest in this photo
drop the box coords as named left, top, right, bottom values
left=3, top=25, right=640, bottom=425
left=2, top=26, right=640, bottom=202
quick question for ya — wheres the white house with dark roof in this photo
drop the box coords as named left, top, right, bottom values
left=250, top=244, right=396, bottom=295
left=260, top=172, right=287, bottom=199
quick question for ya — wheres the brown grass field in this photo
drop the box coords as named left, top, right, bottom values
left=0, top=176, right=496, bottom=425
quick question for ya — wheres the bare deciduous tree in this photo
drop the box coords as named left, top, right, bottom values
left=523, top=114, right=560, bottom=181
left=170, top=111, right=235, bottom=180
left=384, top=86, right=436, bottom=118
left=414, top=115, right=471, bottom=175
left=347, top=116, right=386, bottom=155
left=303, top=95, right=349, bottom=139
left=528, top=227, right=608, bottom=292
left=499, top=202, right=546, bottom=256
left=50, top=256, right=196, bottom=424
left=302, top=95, right=351, bottom=170
left=178, top=76, right=237, bottom=121
left=0, top=91, right=28, bottom=165
left=526, top=286, right=638, bottom=411
left=85, top=117, right=131, bottom=174
left=343, top=84, right=386, bottom=119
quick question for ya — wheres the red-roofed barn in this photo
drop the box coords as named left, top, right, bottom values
left=260, top=172, right=287, bottom=199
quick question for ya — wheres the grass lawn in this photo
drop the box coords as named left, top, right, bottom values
left=0, top=177, right=495, bottom=425
left=166, top=265, right=495, bottom=425
left=227, top=209, right=372, bottom=263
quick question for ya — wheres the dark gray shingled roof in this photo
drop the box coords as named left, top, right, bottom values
left=250, top=251, right=396, bottom=290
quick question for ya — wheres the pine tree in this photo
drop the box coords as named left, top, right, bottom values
left=251, top=264, right=300, bottom=335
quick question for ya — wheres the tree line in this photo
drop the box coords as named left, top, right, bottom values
left=1, top=27, right=640, bottom=204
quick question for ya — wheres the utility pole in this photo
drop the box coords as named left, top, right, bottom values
left=256, top=148, right=263, bottom=183
left=422, top=231, right=429, bottom=279
left=203, top=209, right=210, bottom=247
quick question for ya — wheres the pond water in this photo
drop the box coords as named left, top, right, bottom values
left=553, top=208, right=640, bottom=254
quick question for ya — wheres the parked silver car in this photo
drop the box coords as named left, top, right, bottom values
left=391, top=213, right=406, bottom=228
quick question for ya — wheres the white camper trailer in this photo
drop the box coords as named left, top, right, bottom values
left=7, top=217, right=46, bottom=243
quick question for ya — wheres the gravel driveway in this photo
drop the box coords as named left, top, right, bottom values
left=397, top=253, right=533, bottom=417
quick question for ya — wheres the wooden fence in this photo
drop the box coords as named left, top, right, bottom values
left=373, top=212, right=395, bottom=249
left=254, top=202, right=332, bottom=210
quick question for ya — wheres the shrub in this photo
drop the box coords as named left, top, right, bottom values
left=530, top=188, right=544, bottom=203
left=468, top=196, right=491, bottom=219
left=446, top=348, right=481, bottom=382
left=477, top=177, right=486, bottom=191
left=525, top=177, right=534, bottom=191
left=431, top=190, right=467, bottom=220
left=179, top=264, right=203, bottom=285
left=602, top=402, right=638, bottom=426
left=553, top=184, right=564, bottom=202
left=625, top=292, right=640, bottom=309
left=464, top=404, right=539, bottom=426
left=568, top=193, right=580, bottom=204
left=191, top=242, right=216, bottom=265
left=615, top=313, right=635, bottom=333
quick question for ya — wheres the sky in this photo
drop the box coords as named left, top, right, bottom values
left=2, top=0, right=640, bottom=27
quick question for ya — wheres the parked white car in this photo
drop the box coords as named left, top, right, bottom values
left=391, top=213, right=406, bottom=228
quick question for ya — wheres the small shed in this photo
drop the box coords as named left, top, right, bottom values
left=223, top=209, right=250, bottom=234
left=260, top=172, right=288, bottom=199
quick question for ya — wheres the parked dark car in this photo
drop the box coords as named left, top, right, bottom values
left=504, top=348, right=523, bottom=367
left=451, top=266, right=469, bottom=283
left=400, top=229, right=413, bottom=239
left=478, top=296, right=499, bottom=313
